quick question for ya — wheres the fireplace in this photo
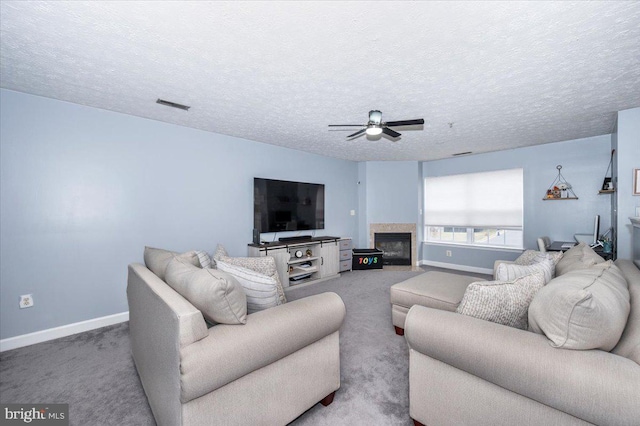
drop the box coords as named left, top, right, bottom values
left=369, top=223, right=419, bottom=271
left=374, top=232, right=412, bottom=265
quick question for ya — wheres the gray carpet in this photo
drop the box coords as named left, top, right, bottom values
left=0, top=267, right=489, bottom=425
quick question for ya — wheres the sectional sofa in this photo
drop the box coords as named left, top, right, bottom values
left=405, top=244, right=640, bottom=425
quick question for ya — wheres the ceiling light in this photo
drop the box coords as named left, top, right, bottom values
left=366, top=125, right=383, bottom=136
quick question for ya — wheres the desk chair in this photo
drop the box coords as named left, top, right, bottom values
left=537, top=236, right=551, bottom=252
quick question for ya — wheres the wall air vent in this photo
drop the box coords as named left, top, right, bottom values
left=156, top=98, right=190, bottom=111
left=452, top=151, right=472, bottom=156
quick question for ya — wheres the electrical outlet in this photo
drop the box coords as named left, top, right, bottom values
left=19, top=294, right=34, bottom=309
left=446, top=250, right=452, bottom=257
left=350, top=210, right=356, bottom=216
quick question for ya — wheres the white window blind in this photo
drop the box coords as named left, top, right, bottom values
left=424, top=168, right=523, bottom=228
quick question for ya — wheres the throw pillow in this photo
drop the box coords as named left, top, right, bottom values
left=144, top=246, right=199, bottom=280
left=164, top=258, right=247, bottom=325
left=496, top=255, right=555, bottom=284
left=555, top=242, right=605, bottom=276
left=456, top=271, right=546, bottom=330
left=515, top=249, right=563, bottom=266
left=194, top=250, right=212, bottom=269
left=213, top=243, right=229, bottom=262
left=216, top=259, right=284, bottom=313
left=219, top=255, right=287, bottom=305
left=528, top=261, right=630, bottom=350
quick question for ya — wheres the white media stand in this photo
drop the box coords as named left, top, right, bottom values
left=248, top=237, right=350, bottom=290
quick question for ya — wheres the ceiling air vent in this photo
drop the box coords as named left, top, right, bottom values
left=156, top=98, right=190, bottom=111
left=452, top=151, right=472, bottom=156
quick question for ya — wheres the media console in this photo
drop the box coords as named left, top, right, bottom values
left=248, top=237, right=352, bottom=290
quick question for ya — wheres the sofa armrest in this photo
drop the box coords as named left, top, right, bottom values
left=405, top=305, right=640, bottom=426
left=180, top=291, right=346, bottom=403
left=127, top=263, right=209, bottom=426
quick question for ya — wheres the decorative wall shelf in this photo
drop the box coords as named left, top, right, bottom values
left=600, top=149, right=615, bottom=193
left=543, top=165, right=578, bottom=200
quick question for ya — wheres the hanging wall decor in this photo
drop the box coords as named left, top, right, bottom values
left=599, top=149, right=615, bottom=193
left=543, top=165, right=578, bottom=200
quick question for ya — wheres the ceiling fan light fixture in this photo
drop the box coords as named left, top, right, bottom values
left=366, top=125, right=383, bottom=136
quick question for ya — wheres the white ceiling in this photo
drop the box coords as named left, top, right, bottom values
left=1, top=1, right=639, bottom=162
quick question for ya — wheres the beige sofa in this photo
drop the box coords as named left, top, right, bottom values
left=405, top=252, right=640, bottom=425
left=127, top=262, right=346, bottom=426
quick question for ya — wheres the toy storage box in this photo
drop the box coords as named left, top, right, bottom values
left=352, top=248, right=383, bottom=270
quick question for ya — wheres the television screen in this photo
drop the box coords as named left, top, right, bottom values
left=254, top=178, right=325, bottom=233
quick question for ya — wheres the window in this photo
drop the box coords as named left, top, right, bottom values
left=424, top=169, right=524, bottom=249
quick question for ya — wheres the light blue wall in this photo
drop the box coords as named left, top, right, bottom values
left=421, top=135, right=613, bottom=270
left=0, top=89, right=359, bottom=339
left=357, top=161, right=420, bottom=247
left=615, top=107, right=640, bottom=259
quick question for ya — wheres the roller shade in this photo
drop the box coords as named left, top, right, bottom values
left=424, top=168, right=523, bottom=228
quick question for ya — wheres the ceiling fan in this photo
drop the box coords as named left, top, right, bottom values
left=328, top=110, right=424, bottom=139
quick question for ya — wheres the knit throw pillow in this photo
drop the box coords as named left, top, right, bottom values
left=457, top=271, right=546, bottom=330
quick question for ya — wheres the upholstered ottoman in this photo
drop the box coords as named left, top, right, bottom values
left=390, top=271, right=485, bottom=335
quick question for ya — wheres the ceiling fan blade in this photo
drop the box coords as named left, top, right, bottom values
left=385, top=119, right=425, bottom=127
left=382, top=127, right=401, bottom=138
left=328, top=124, right=365, bottom=127
left=347, top=129, right=367, bottom=138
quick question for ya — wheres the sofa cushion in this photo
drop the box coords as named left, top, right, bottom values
left=496, top=255, right=555, bottom=284
left=456, top=271, right=545, bottom=329
left=165, top=258, right=247, bottom=325
left=555, top=242, right=604, bottom=276
left=528, top=261, right=630, bottom=350
left=216, top=258, right=284, bottom=313
left=144, top=246, right=200, bottom=280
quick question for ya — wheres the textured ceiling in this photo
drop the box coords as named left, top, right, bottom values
left=1, top=1, right=639, bottom=161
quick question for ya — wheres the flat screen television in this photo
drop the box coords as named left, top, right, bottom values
left=254, top=178, right=325, bottom=233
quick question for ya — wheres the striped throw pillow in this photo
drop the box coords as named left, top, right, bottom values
left=216, top=259, right=282, bottom=313
left=497, top=256, right=555, bottom=284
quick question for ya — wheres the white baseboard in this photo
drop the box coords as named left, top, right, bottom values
left=420, top=260, right=493, bottom=276
left=0, top=311, right=129, bottom=352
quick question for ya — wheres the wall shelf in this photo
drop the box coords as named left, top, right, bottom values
left=543, top=165, right=578, bottom=200
left=598, top=189, right=615, bottom=194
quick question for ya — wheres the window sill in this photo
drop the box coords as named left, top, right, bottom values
left=422, top=241, right=524, bottom=253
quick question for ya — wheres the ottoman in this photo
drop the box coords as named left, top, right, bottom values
left=390, top=271, right=485, bottom=335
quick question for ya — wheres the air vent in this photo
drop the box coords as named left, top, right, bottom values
left=156, top=98, right=190, bottom=111
left=452, top=151, right=472, bottom=156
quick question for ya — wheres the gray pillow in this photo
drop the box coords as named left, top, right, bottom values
left=457, top=271, right=546, bottom=330
left=528, top=261, right=630, bottom=350
left=555, top=242, right=604, bottom=276
left=164, top=258, right=247, bottom=325
left=144, top=246, right=199, bottom=280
